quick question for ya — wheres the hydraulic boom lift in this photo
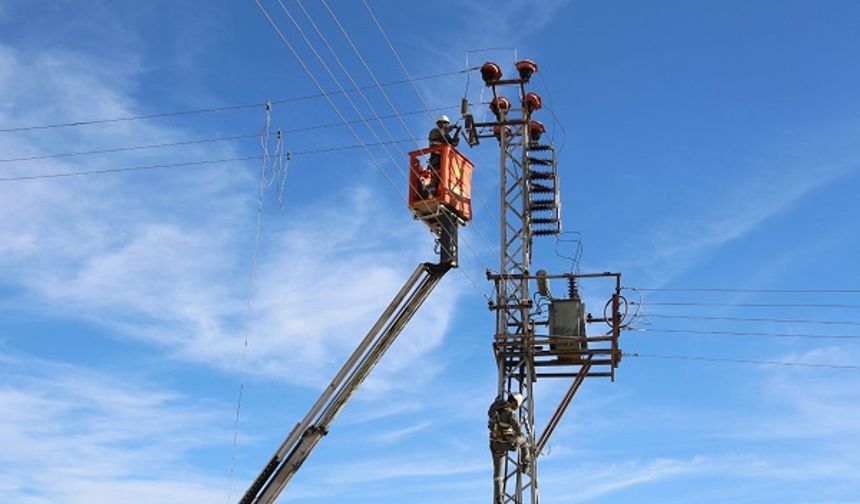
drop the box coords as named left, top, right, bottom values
left=238, top=144, right=474, bottom=504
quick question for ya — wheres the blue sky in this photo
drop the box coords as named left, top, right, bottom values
left=1, top=1, right=859, bottom=503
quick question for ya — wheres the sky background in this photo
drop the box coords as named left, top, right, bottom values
left=1, top=1, right=859, bottom=503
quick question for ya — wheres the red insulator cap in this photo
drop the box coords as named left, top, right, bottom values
left=528, top=120, right=546, bottom=141
left=515, top=59, right=538, bottom=81
left=481, top=61, right=503, bottom=84
left=493, top=124, right=513, bottom=139
left=524, top=92, right=542, bottom=113
left=489, top=96, right=512, bottom=118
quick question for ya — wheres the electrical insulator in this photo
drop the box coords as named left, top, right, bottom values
left=568, top=277, right=581, bottom=301
left=489, top=96, right=512, bottom=119
left=528, top=120, right=546, bottom=143
left=536, top=269, right=552, bottom=298
left=515, top=59, right=538, bottom=81
left=480, top=61, right=503, bottom=84
left=524, top=92, right=542, bottom=113
left=493, top=124, right=513, bottom=140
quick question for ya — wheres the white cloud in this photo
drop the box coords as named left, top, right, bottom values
left=0, top=354, right=229, bottom=504
left=463, top=0, right=572, bottom=47
left=243, top=189, right=460, bottom=389
left=339, top=399, right=423, bottom=425
left=317, top=453, right=485, bottom=486
left=368, top=420, right=432, bottom=444
left=538, top=456, right=716, bottom=503
left=629, top=159, right=858, bottom=284
left=0, top=40, right=462, bottom=393
left=746, top=346, right=860, bottom=441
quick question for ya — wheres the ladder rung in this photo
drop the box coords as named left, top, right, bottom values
left=535, top=372, right=612, bottom=378
left=534, top=358, right=612, bottom=366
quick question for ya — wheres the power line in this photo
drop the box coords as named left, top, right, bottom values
left=634, top=302, right=860, bottom=309
left=254, top=0, right=492, bottom=304
left=639, top=327, right=860, bottom=340
left=623, top=352, right=860, bottom=370
left=632, top=287, right=860, bottom=293
left=640, top=313, right=860, bottom=326
left=318, top=0, right=503, bottom=273
left=354, top=0, right=505, bottom=283
left=277, top=0, right=490, bottom=284
left=0, top=133, right=259, bottom=164
left=0, top=139, right=420, bottom=182
left=227, top=117, right=271, bottom=504
left=294, top=138, right=412, bottom=155
left=0, top=70, right=473, bottom=134
left=0, top=107, right=453, bottom=165
left=283, top=0, right=494, bottom=302
left=0, top=155, right=261, bottom=181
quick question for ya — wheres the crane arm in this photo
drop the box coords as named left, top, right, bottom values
left=238, top=260, right=452, bottom=504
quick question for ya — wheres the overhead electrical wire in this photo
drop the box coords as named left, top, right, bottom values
left=317, top=0, right=445, bottom=153
left=0, top=133, right=260, bottom=164
left=354, top=0, right=508, bottom=290
left=639, top=313, right=860, bottom=326
left=362, top=0, right=440, bottom=132
left=285, top=0, right=413, bottom=171
left=272, top=0, right=491, bottom=299
left=623, top=352, right=860, bottom=370
left=0, top=139, right=423, bottom=182
left=318, top=0, right=503, bottom=272
left=637, top=327, right=860, bottom=340
left=0, top=70, right=473, bottom=134
left=633, top=301, right=860, bottom=309
left=227, top=109, right=272, bottom=504
left=0, top=106, right=453, bottom=165
left=253, top=0, right=491, bottom=302
left=632, top=287, right=860, bottom=293
left=0, top=139, right=420, bottom=181
left=0, top=155, right=262, bottom=182
left=536, top=72, right=567, bottom=155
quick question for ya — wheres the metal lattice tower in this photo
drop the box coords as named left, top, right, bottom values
left=495, top=106, right=539, bottom=503
left=481, top=61, right=550, bottom=504
left=465, top=60, right=621, bottom=504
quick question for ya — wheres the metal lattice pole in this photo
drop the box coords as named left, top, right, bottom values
left=472, top=60, right=623, bottom=504
left=493, top=81, right=539, bottom=504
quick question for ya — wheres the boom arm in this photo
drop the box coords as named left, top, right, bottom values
left=238, top=260, right=452, bottom=504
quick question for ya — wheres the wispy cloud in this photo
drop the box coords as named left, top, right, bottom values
left=368, top=420, right=432, bottom=444
left=541, top=456, right=716, bottom=503
left=746, top=346, right=860, bottom=441
left=0, top=40, right=461, bottom=393
left=628, top=159, right=858, bottom=284
left=0, top=353, right=229, bottom=504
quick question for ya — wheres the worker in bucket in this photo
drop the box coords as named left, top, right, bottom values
left=424, top=114, right=460, bottom=198
left=488, top=392, right=531, bottom=504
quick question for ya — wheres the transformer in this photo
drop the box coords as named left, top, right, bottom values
left=548, top=298, right=588, bottom=363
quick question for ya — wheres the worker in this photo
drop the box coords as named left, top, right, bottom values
left=424, top=114, right=460, bottom=198
left=488, top=393, right=531, bottom=504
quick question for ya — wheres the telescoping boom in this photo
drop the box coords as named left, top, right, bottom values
left=238, top=208, right=462, bottom=504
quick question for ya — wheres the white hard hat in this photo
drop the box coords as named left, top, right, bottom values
left=509, top=393, right=524, bottom=407
left=436, top=114, right=450, bottom=124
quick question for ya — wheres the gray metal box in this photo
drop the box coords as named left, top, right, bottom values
left=548, top=299, right=587, bottom=362
left=549, top=298, right=587, bottom=338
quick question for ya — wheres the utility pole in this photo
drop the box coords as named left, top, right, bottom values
left=464, top=60, right=625, bottom=504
